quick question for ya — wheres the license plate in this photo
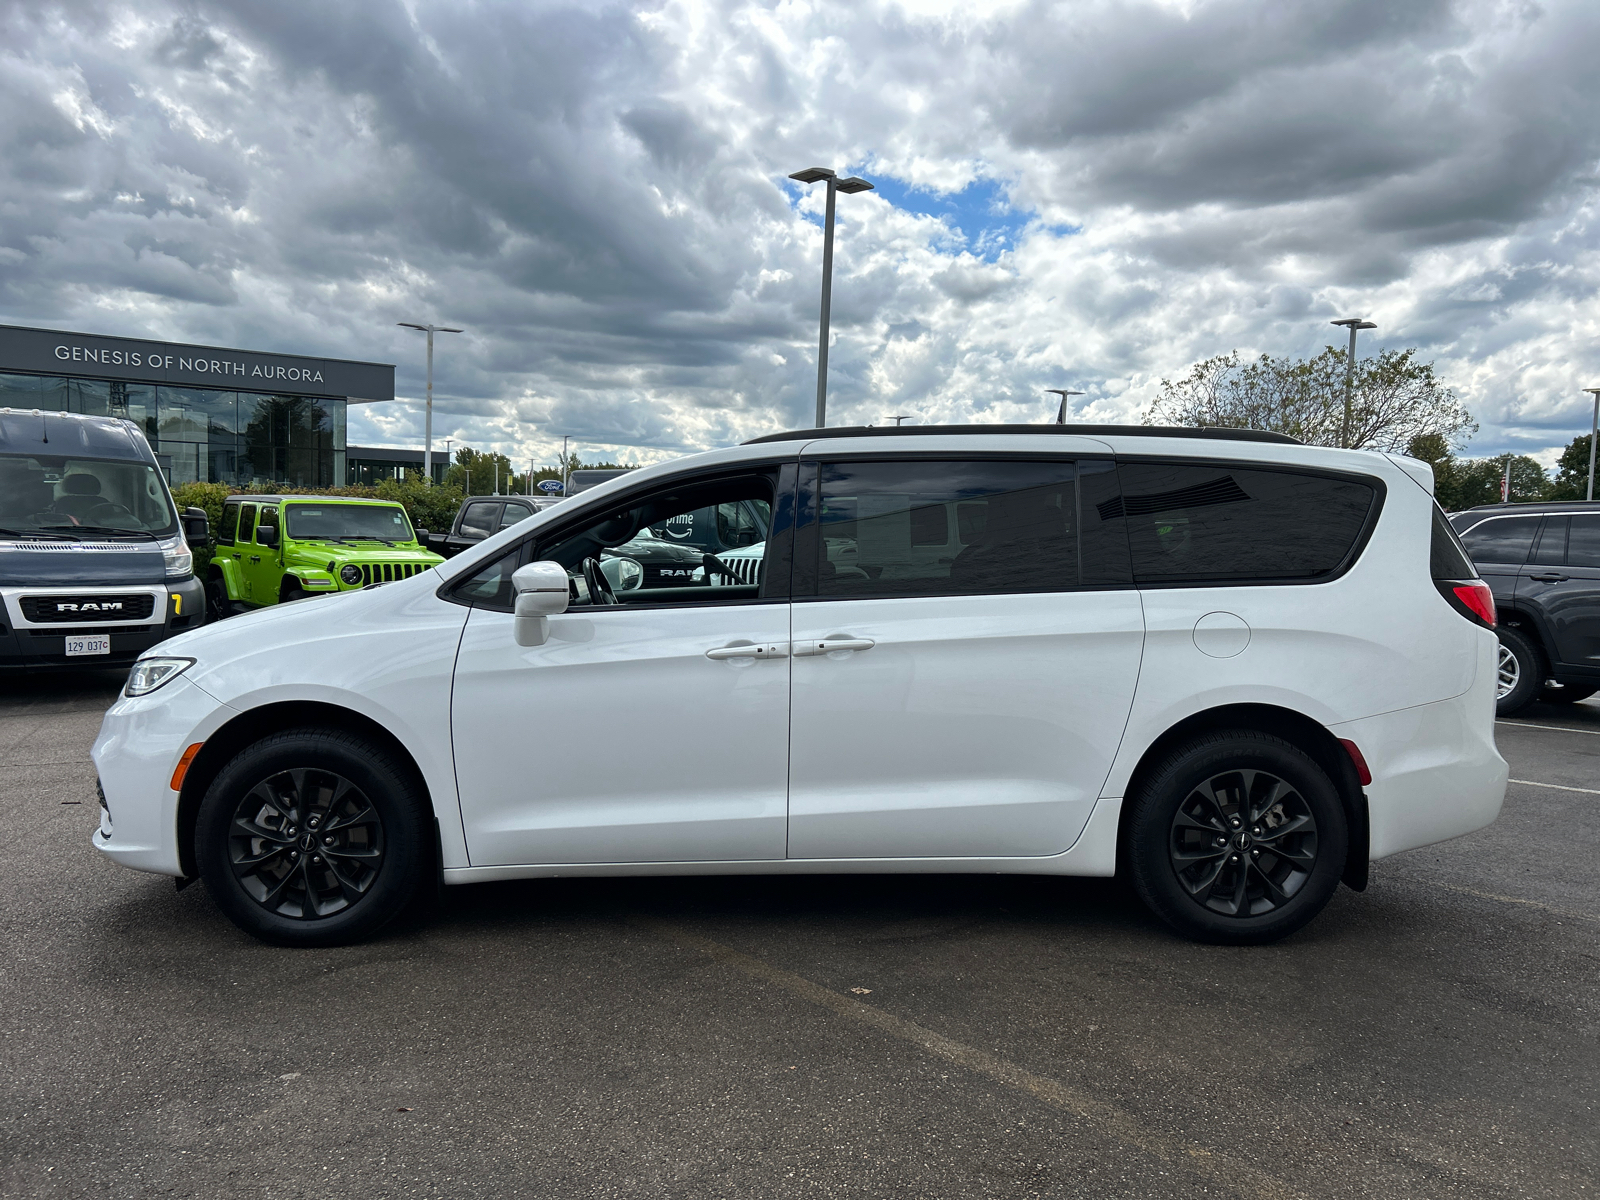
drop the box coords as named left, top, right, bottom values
left=65, top=635, right=111, bottom=657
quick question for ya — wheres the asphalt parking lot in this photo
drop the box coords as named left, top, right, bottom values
left=2, top=674, right=1596, bottom=1199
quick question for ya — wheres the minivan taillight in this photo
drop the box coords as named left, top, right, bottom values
left=1453, top=582, right=1495, bottom=626
left=1438, top=579, right=1495, bottom=628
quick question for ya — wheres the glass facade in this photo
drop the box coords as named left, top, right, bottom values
left=0, top=371, right=346, bottom=487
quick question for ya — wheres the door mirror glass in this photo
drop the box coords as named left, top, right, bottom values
left=257, top=523, right=279, bottom=549
left=511, top=560, right=571, bottom=646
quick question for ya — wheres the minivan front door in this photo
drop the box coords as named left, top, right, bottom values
left=450, top=469, right=792, bottom=867
left=785, top=456, right=1143, bottom=860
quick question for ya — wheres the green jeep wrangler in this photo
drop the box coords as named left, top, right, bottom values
left=206, top=495, right=444, bottom=617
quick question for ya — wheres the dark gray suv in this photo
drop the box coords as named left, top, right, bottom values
left=1450, top=502, right=1600, bottom=714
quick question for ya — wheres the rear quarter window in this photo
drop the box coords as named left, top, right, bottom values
left=1114, top=461, right=1380, bottom=585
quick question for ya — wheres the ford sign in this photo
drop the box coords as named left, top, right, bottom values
left=538, top=480, right=564, bottom=493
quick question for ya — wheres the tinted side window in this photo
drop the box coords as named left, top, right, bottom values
left=460, top=502, right=499, bottom=538
left=217, top=504, right=239, bottom=546
left=1459, top=515, right=1540, bottom=566
left=1431, top=504, right=1477, bottom=579
left=810, top=459, right=1078, bottom=598
left=1530, top=515, right=1568, bottom=566
left=449, top=545, right=528, bottom=611
left=499, top=503, right=534, bottom=530
left=1567, top=514, right=1600, bottom=568
left=256, top=507, right=279, bottom=543
left=238, top=504, right=257, bottom=543
left=1115, top=462, right=1378, bottom=584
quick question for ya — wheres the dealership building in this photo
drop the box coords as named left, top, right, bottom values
left=0, top=324, right=396, bottom=488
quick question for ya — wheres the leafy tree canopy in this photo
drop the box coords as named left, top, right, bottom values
left=1146, top=346, right=1476, bottom=453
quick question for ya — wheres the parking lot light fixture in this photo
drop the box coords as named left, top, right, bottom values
left=398, top=323, right=464, bottom=483
left=1331, top=318, right=1377, bottom=448
left=789, top=167, right=874, bottom=428
left=1584, top=388, right=1600, bottom=501
left=1046, top=389, right=1084, bottom=424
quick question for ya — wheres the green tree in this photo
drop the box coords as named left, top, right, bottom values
left=1147, top=346, right=1476, bottom=453
left=1405, top=433, right=1463, bottom=509
left=1447, top=454, right=1551, bottom=509
left=443, top=447, right=516, bottom=496
left=1547, top=434, right=1596, bottom=501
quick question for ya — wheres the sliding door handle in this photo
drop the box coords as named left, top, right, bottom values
left=706, top=641, right=789, bottom=660
left=794, top=637, right=875, bottom=657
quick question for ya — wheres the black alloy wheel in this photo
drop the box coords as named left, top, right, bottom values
left=227, top=767, right=385, bottom=920
left=196, top=729, right=429, bottom=946
left=1167, top=769, right=1316, bottom=918
left=1128, top=731, right=1347, bottom=944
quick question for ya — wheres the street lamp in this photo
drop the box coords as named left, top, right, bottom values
left=441, top=438, right=454, bottom=485
left=1045, top=389, right=1084, bottom=424
left=1331, top=318, right=1377, bottom=449
left=789, top=166, right=874, bottom=428
left=1584, top=387, right=1600, bottom=501
left=885, top=414, right=913, bottom=426
left=398, top=323, right=463, bottom=482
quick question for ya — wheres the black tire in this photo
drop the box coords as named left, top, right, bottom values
left=205, top=575, right=235, bottom=621
left=1538, top=683, right=1597, bottom=705
left=1127, top=731, right=1348, bottom=945
left=1495, top=627, right=1543, bottom=717
left=195, top=728, right=430, bottom=947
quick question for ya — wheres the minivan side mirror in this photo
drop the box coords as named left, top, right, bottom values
left=511, top=561, right=570, bottom=647
left=181, top=506, right=209, bottom=546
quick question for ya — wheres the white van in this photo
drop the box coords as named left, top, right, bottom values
left=91, top=425, right=1505, bottom=946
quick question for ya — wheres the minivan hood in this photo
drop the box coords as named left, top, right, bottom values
left=0, top=538, right=168, bottom=586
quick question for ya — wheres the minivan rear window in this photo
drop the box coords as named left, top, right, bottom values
left=1114, top=462, right=1380, bottom=584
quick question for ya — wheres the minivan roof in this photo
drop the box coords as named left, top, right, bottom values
left=742, top=424, right=1301, bottom=446
left=0, top=409, right=153, bottom=462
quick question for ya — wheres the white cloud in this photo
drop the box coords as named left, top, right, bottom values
left=0, top=0, right=1597, bottom=470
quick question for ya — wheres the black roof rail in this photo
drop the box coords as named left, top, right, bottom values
left=742, top=423, right=1302, bottom=446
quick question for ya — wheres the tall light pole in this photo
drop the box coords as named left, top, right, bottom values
left=441, top=438, right=454, bottom=486
left=1331, top=318, right=1376, bottom=449
left=789, top=167, right=874, bottom=427
left=560, top=435, right=571, bottom=496
left=1584, top=387, right=1600, bottom=501
left=885, top=414, right=913, bottom=426
left=398, top=322, right=463, bottom=482
left=1046, top=389, right=1084, bottom=424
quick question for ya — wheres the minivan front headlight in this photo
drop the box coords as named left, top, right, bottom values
left=125, top=657, right=195, bottom=697
left=158, top=532, right=193, bottom=580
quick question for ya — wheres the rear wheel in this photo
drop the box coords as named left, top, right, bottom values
left=196, top=729, right=430, bottom=947
left=1128, top=731, right=1348, bottom=945
left=1495, top=627, right=1542, bottom=717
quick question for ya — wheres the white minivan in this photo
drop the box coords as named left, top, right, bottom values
left=91, top=426, right=1507, bottom=946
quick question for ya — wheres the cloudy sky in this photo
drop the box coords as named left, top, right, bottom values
left=3, top=0, right=1599, bottom=469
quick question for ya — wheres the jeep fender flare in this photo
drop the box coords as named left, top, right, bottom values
left=208, top=558, right=244, bottom=601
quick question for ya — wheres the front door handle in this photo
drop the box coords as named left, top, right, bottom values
left=1528, top=572, right=1569, bottom=582
left=706, top=641, right=789, bottom=660
left=250, top=555, right=261, bottom=563
left=794, top=637, right=875, bottom=657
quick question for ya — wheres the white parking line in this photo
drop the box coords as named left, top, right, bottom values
left=1497, top=719, right=1600, bottom=736
left=1508, top=778, right=1600, bottom=796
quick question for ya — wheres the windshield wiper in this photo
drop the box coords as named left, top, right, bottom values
left=0, top=526, right=76, bottom=539
left=65, top=526, right=157, bottom=540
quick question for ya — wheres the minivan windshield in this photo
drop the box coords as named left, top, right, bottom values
left=285, top=504, right=415, bottom=542
left=0, top=454, right=177, bottom=537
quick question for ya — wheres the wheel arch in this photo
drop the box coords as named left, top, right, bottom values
left=1495, top=604, right=1555, bottom=671
left=1115, top=703, right=1369, bottom=892
left=207, top=559, right=243, bottom=600
left=175, top=700, right=437, bottom=881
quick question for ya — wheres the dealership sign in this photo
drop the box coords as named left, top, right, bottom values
left=0, top=324, right=395, bottom=403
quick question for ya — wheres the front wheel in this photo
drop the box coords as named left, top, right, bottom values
left=1495, top=627, right=1542, bottom=717
left=205, top=575, right=235, bottom=621
left=1127, top=731, right=1348, bottom=945
left=195, top=729, right=430, bottom=947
